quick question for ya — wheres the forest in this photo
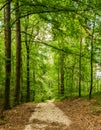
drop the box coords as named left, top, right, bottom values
left=0, top=0, right=101, bottom=108
left=0, top=0, right=101, bottom=129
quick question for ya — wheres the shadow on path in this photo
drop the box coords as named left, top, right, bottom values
left=24, top=101, right=72, bottom=130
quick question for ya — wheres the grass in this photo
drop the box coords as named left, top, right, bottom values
left=0, top=119, right=6, bottom=125
left=92, top=92, right=101, bottom=106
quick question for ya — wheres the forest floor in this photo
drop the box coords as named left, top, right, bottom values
left=0, top=98, right=101, bottom=130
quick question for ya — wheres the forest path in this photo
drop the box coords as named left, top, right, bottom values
left=24, top=101, right=72, bottom=130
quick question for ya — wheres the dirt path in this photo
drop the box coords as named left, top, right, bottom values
left=24, top=101, right=72, bottom=130
left=0, top=98, right=101, bottom=130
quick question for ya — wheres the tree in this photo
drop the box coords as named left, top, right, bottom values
left=14, top=0, right=21, bottom=105
left=89, top=17, right=95, bottom=99
left=60, top=51, right=65, bottom=95
left=4, top=0, right=11, bottom=109
left=78, top=38, right=82, bottom=97
left=0, top=0, right=101, bottom=105
left=24, top=16, right=30, bottom=102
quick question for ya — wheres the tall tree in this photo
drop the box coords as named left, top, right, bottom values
left=89, top=19, right=95, bottom=99
left=60, top=51, right=65, bottom=95
left=78, top=38, right=82, bottom=97
left=14, top=0, right=21, bottom=105
left=25, top=16, right=30, bottom=102
left=4, top=0, right=11, bottom=109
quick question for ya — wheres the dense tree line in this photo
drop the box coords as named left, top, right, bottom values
left=0, top=0, right=101, bottom=109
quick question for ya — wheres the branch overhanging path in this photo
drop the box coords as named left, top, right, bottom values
left=4, top=0, right=101, bottom=25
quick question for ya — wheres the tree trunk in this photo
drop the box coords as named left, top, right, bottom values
left=78, top=38, right=82, bottom=97
left=58, top=56, right=60, bottom=95
left=60, top=51, right=64, bottom=95
left=33, top=70, right=36, bottom=101
left=89, top=37, right=94, bottom=99
left=26, top=46, right=30, bottom=102
left=89, top=21, right=95, bottom=99
left=24, top=16, right=30, bottom=102
left=14, top=0, right=21, bottom=105
left=4, top=0, right=11, bottom=110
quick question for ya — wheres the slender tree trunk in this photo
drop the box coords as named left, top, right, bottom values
left=4, top=0, right=11, bottom=110
left=26, top=46, right=30, bottom=102
left=33, top=70, right=36, bottom=101
left=79, top=38, right=82, bottom=97
left=60, top=51, right=64, bottom=95
left=89, top=21, right=95, bottom=99
left=14, top=0, right=21, bottom=105
left=89, top=37, right=94, bottom=99
left=24, top=16, right=30, bottom=102
left=32, top=43, right=37, bottom=101
left=58, top=55, right=60, bottom=95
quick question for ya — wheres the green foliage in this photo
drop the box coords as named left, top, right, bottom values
left=92, top=92, right=101, bottom=106
left=0, top=118, right=6, bottom=125
left=0, top=0, right=101, bottom=107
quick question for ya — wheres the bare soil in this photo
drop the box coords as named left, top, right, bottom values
left=0, top=103, right=36, bottom=130
left=0, top=98, right=101, bottom=130
left=55, top=98, right=101, bottom=130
